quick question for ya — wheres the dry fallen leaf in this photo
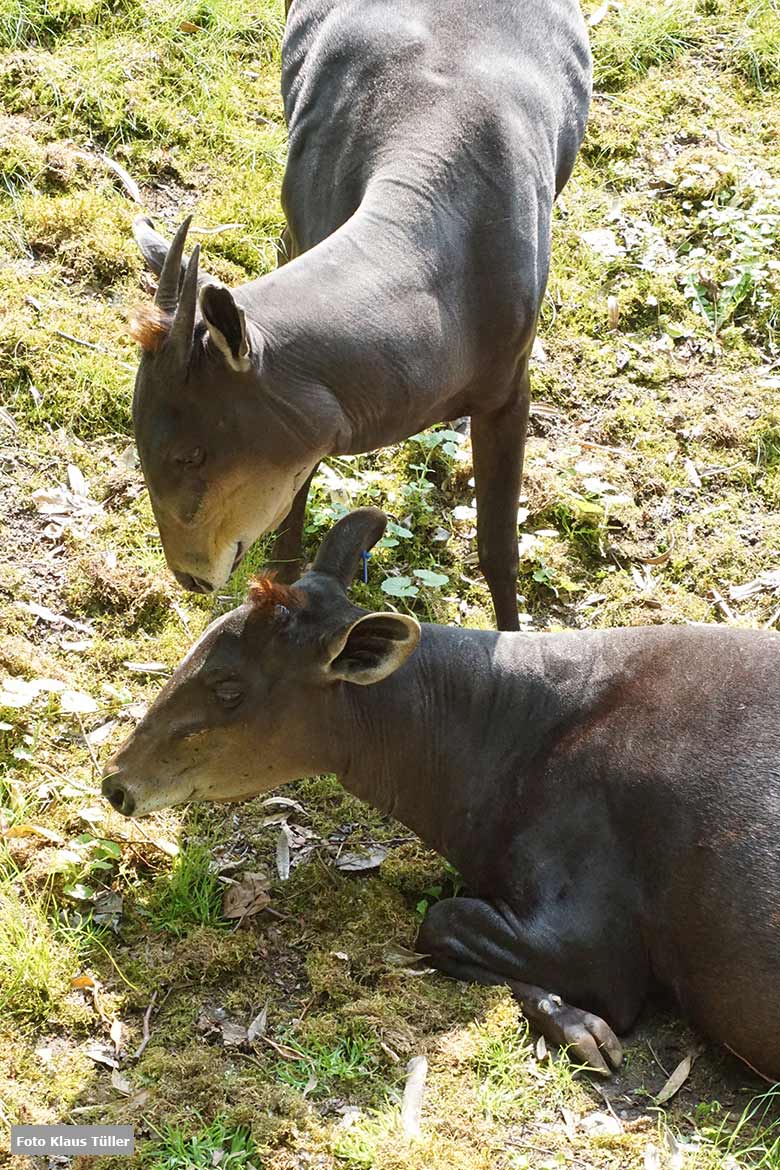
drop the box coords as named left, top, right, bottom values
left=110, top=1017, right=123, bottom=1056
left=220, top=1021, right=248, bottom=1048
left=86, top=720, right=118, bottom=747
left=4, top=823, right=64, bottom=843
left=78, top=806, right=105, bottom=826
left=276, top=826, right=291, bottom=881
left=71, top=974, right=98, bottom=990
left=16, top=600, right=94, bottom=634
left=262, top=796, right=306, bottom=814
left=588, top=0, right=619, bottom=27
left=334, top=845, right=388, bottom=872
left=111, top=1068, right=132, bottom=1095
left=655, top=1046, right=703, bottom=1105
left=222, top=872, right=271, bottom=920
left=124, top=1088, right=151, bottom=1109
left=683, top=457, right=702, bottom=488
left=560, top=1105, right=578, bottom=1142
left=580, top=228, right=623, bottom=260
left=644, top=1143, right=661, bottom=1170
left=383, top=944, right=431, bottom=969
left=580, top=1111, right=623, bottom=1137
left=84, top=1042, right=118, bottom=1069
left=247, top=1003, right=268, bottom=1043
left=67, top=464, right=89, bottom=497
left=259, top=1035, right=302, bottom=1061
left=144, top=835, right=179, bottom=858
left=60, top=690, right=99, bottom=714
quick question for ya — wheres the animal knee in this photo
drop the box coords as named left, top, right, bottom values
left=478, top=541, right=518, bottom=583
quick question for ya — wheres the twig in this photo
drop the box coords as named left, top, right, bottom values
left=299, top=994, right=316, bottom=1021
left=707, top=587, right=736, bottom=623
left=73, top=149, right=143, bottom=204
left=190, top=222, right=245, bottom=235
left=32, top=758, right=98, bottom=795
left=400, top=1055, right=428, bottom=1139
left=100, top=153, right=143, bottom=204
left=125, top=818, right=179, bottom=856
left=315, top=851, right=339, bottom=888
left=48, top=329, right=135, bottom=371
left=51, top=328, right=101, bottom=352
left=575, top=438, right=633, bottom=456
left=724, top=1042, right=775, bottom=1084
left=258, top=1034, right=304, bottom=1060
left=591, top=1082, right=624, bottom=1126
left=0, top=405, right=18, bottom=432
left=88, top=933, right=142, bottom=992
left=765, top=605, right=780, bottom=631
left=133, top=991, right=158, bottom=1059
left=77, top=713, right=101, bottom=777
left=647, top=1040, right=670, bottom=1078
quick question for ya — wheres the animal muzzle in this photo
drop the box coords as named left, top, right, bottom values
left=173, top=570, right=215, bottom=594
left=102, top=774, right=136, bottom=817
left=171, top=542, right=245, bottom=594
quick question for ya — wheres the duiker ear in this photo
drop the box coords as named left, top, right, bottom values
left=324, top=612, right=420, bottom=686
left=199, top=284, right=251, bottom=372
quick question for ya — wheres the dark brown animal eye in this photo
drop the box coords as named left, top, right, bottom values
left=177, top=447, right=205, bottom=468
left=214, top=681, right=243, bottom=708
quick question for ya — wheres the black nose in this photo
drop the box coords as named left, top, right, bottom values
left=173, top=570, right=214, bottom=593
left=102, top=777, right=135, bottom=817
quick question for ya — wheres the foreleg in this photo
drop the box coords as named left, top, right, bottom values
left=268, top=465, right=318, bottom=582
left=417, top=896, right=633, bottom=1075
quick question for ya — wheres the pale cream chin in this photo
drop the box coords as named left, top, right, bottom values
left=207, top=485, right=301, bottom=588
left=127, top=785, right=196, bottom=818
left=178, top=460, right=319, bottom=589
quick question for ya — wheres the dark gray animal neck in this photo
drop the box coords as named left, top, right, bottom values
left=330, top=624, right=555, bottom=865
left=233, top=194, right=480, bottom=455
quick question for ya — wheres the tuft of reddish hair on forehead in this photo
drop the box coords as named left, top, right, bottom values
left=128, top=303, right=173, bottom=353
left=248, top=573, right=304, bottom=617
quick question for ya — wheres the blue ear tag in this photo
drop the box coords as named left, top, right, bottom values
left=361, top=550, right=371, bottom=584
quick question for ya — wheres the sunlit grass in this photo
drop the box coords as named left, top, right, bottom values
left=591, top=0, right=702, bottom=91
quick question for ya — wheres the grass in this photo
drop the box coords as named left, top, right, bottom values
left=145, top=827, right=225, bottom=936
left=144, top=1117, right=261, bottom=1170
left=704, top=1088, right=780, bottom=1166
left=0, top=878, right=80, bottom=1022
left=591, top=0, right=702, bottom=91
left=0, top=0, right=779, bottom=1166
left=276, top=1032, right=381, bottom=1097
left=730, top=0, right=780, bottom=91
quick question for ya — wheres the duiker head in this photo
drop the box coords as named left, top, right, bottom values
left=130, top=216, right=321, bottom=593
left=102, top=508, right=420, bottom=817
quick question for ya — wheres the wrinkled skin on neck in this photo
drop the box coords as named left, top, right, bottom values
left=130, top=0, right=591, bottom=623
